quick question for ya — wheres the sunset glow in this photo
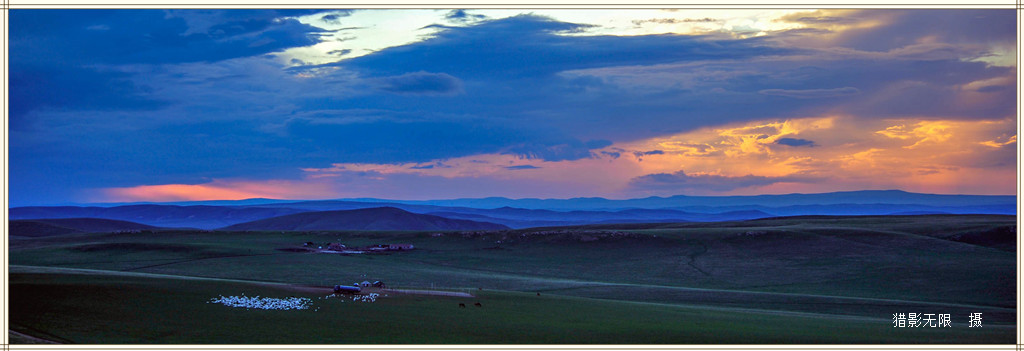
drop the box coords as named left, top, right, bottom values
left=9, top=9, right=1016, bottom=206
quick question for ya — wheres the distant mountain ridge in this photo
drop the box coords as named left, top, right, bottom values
left=220, top=207, right=510, bottom=231
left=10, top=190, right=1015, bottom=230
left=343, top=190, right=1015, bottom=210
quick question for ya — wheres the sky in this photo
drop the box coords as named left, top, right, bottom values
left=8, top=9, right=1018, bottom=206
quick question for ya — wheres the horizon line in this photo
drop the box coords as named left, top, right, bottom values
left=11, top=189, right=1018, bottom=208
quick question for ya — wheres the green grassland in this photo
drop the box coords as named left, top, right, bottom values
left=7, top=214, right=1017, bottom=343
left=9, top=266, right=1011, bottom=344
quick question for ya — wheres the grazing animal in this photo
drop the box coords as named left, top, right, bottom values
left=474, top=302, right=482, bottom=307
left=536, top=292, right=540, bottom=296
left=459, top=303, right=466, bottom=308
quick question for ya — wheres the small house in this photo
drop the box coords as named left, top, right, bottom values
left=373, top=280, right=385, bottom=288
left=327, top=243, right=346, bottom=251
left=388, top=243, right=414, bottom=250
left=360, top=280, right=372, bottom=287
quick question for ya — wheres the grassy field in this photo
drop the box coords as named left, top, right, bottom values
left=7, top=214, right=1017, bottom=343
left=9, top=266, right=1013, bottom=344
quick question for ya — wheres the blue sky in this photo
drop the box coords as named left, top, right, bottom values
left=8, top=9, right=1018, bottom=206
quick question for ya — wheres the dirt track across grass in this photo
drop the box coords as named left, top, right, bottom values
left=9, top=329, right=62, bottom=344
left=384, top=288, right=474, bottom=297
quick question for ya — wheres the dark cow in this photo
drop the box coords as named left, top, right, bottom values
left=459, top=303, right=466, bottom=308
left=536, top=292, right=540, bottom=296
left=474, top=302, right=482, bottom=307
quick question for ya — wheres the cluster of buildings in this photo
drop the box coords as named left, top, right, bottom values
left=303, top=242, right=415, bottom=254
left=333, top=280, right=386, bottom=294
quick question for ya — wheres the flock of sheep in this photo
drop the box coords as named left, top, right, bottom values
left=207, top=294, right=313, bottom=310
left=318, top=292, right=382, bottom=303
left=208, top=292, right=384, bottom=311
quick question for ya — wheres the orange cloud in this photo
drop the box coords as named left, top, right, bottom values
left=615, top=115, right=1015, bottom=195
left=875, top=121, right=954, bottom=149
left=98, top=179, right=337, bottom=202
left=979, top=134, right=1017, bottom=148
left=98, top=116, right=1016, bottom=202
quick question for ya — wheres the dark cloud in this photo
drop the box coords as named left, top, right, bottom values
left=306, top=14, right=799, bottom=145
left=775, top=27, right=834, bottom=36
left=338, top=14, right=788, bottom=79
left=781, top=14, right=859, bottom=24
left=632, top=150, right=665, bottom=161
left=501, top=139, right=612, bottom=162
left=320, top=11, right=353, bottom=24
left=775, top=138, right=817, bottom=147
left=410, top=162, right=452, bottom=170
left=629, top=170, right=819, bottom=192
left=633, top=150, right=664, bottom=156
left=376, top=71, right=464, bottom=95
left=328, top=49, right=352, bottom=56
left=284, top=118, right=526, bottom=163
left=975, top=85, right=1007, bottom=93
left=631, top=17, right=718, bottom=25
left=505, top=165, right=541, bottom=170
left=759, top=87, right=860, bottom=99
left=825, top=10, right=1016, bottom=52
left=12, top=10, right=326, bottom=65
left=445, top=9, right=487, bottom=23
left=10, top=10, right=328, bottom=120
left=9, top=66, right=167, bottom=130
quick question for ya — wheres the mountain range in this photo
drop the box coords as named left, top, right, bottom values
left=221, top=207, right=509, bottom=231
left=8, top=190, right=1016, bottom=231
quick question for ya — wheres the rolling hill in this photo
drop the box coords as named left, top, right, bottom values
left=9, top=205, right=308, bottom=230
left=220, top=207, right=510, bottom=231
left=9, top=218, right=159, bottom=238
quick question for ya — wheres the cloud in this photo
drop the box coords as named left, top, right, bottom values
left=836, top=10, right=1014, bottom=52
left=338, top=14, right=789, bottom=79
left=12, top=10, right=327, bottom=66
left=785, top=15, right=858, bottom=24
left=445, top=9, right=487, bottom=23
left=629, top=170, right=819, bottom=192
left=758, top=87, right=860, bottom=99
left=284, top=118, right=525, bottom=163
left=875, top=121, right=954, bottom=149
left=775, top=138, right=817, bottom=147
left=328, top=49, right=352, bottom=56
left=97, top=179, right=336, bottom=202
left=9, top=10, right=328, bottom=121
left=979, top=135, right=1016, bottom=148
left=376, top=71, right=464, bottom=95
left=505, top=165, right=541, bottom=170
left=631, top=17, right=719, bottom=25
left=632, top=150, right=665, bottom=161
left=501, top=139, right=613, bottom=162
left=320, top=11, right=353, bottom=24
left=9, top=66, right=168, bottom=128
left=9, top=10, right=1019, bottom=205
